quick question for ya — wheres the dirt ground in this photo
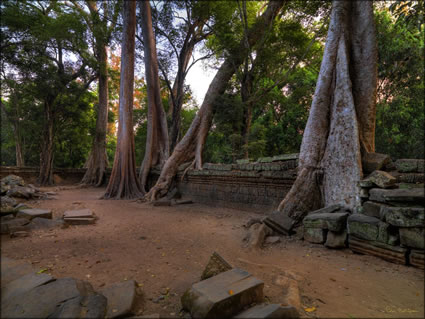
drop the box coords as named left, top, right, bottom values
left=1, top=186, right=424, bottom=318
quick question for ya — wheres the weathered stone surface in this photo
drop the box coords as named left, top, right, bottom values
left=349, top=236, right=408, bottom=265
left=63, top=209, right=93, bottom=219
left=395, top=159, right=419, bottom=173
left=369, top=188, right=424, bottom=204
left=100, top=280, right=137, bottom=318
left=257, top=157, right=273, bottom=163
left=303, top=212, right=348, bottom=232
left=1, top=218, right=30, bottom=234
left=264, top=236, right=281, bottom=245
left=358, top=180, right=374, bottom=188
left=347, top=214, right=380, bottom=241
left=362, top=153, right=391, bottom=174
left=307, top=204, right=342, bottom=216
left=48, top=293, right=107, bottom=318
left=264, top=211, right=295, bottom=235
left=1, top=195, right=17, bottom=207
left=6, top=186, right=36, bottom=199
left=10, top=230, right=30, bottom=238
left=14, top=203, right=31, bottom=211
left=17, top=208, right=52, bottom=220
left=1, top=262, right=35, bottom=287
left=64, top=217, right=96, bottom=225
left=246, top=223, right=273, bottom=249
left=272, top=153, right=299, bottom=162
left=1, top=272, right=54, bottom=303
left=409, top=250, right=424, bottom=269
left=325, top=231, right=347, bottom=248
left=362, top=201, right=390, bottom=219
left=364, top=170, right=396, bottom=188
left=1, top=174, right=25, bottom=186
left=27, top=217, right=64, bottom=230
left=236, top=159, right=250, bottom=165
left=182, top=269, right=263, bottom=319
left=382, top=206, right=424, bottom=227
left=233, top=303, right=299, bottom=319
left=1, top=277, right=94, bottom=318
left=377, top=222, right=391, bottom=244
left=201, top=252, right=232, bottom=280
left=304, top=228, right=327, bottom=244
left=399, top=227, right=424, bottom=249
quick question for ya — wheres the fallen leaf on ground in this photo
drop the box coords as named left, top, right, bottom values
left=304, top=306, right=316, bottom=313
left=228, top=290, right=234, bottom=295
left=37, top=268, right=48, bottom=274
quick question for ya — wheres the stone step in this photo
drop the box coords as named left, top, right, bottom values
left=233, top=303, right=299, bottom=318
left=181, top=268, right=264, bottom=318
left=100, top=280, right=138, bottom=318
left=348, top=236, right=407, bottom=265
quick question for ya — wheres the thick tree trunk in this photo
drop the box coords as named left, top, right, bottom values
left=146, top=0, right=285, bottom=201
left=139, top=1, right=170, bottom=192
left=81, top=42, right=109, bottom=186
left=241, top=65, right=253, bottom=159
left=102, top=0, right=143, bottom=199
left=38, top=100, right=55, bottom=186
left=277, top=1, right=377, bottom=224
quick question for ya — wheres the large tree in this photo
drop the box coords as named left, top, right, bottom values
left=102, top=0, right=143, bottom=199
left=138, top=1, right=170, bottom=193
left=276, top=0, right=377, bottom=226
left=145, top=0, right=285, bottom=200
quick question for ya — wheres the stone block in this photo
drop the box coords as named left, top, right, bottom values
left=377, top=222, right=390, bottom=244
left=358, top=180, right=374, bottom=188
left=100, top=280, right=138, bottom=318
left=362, top=152, right=391, bottom=173
left=264, top=211, right=295, bottom=235
left=257, top=157, right=273, bottom=163
left=181, top=268, right=264, bottom=319
left=304, top=228, right=327, bottom=244
left=233, top=303, right=299, bottom=319
left=364, top=170, right=396, bottom=188
left=49, top=293, right=107, bottom=318
left=27, top=217, right=65, bottom=230
left=303, top=212, right=348, bottom=232
left=325, top=231, right=347, bottom=248
left=399, top=227, right=424, bottom=249
left=369, top=188, right=424, bottom=204
left=409, top=250, right=424, bottom=269
left=348, top=236, right=407, bottom=265
left=306, top=204, right=342, bottom=216
left=347, top=214, right=380, bottom=241
left=395, top=159, right=419, bottom=173
left=1, top=262, right=35, bottom=287
left=382, top=206, right=424, bottom=227
left=64, top=218, right=96, bottom=225
left=272, top=153, right=299, bottom=162
left=1, top=272, right=54, bottom=303
left=17, top=208, right=52, bottom=220
left=1, top=218, right=30, bottom=234
left=362, top=201, right=390, bottom=219
left=201, top=252, right=232, bottom=280
left=63, top=209, right=94, bottom=219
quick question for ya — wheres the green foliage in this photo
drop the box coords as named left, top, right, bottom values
left=375, top=8, right=424, bottom=159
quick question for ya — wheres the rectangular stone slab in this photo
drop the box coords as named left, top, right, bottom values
left=233, top=303, right=299, bottom=318
left=1, top=272, right=54, bottom=303
left=63, top=209, right=93, bottom=219
left=181, top=268, right=264, bottom=319
left=369, top=188, right=424, bottom=204
left=347, top=214, right=380, bottom=241
left=303, top=212, right=348, bottom=232
left=64, top=217, right=95, bottom=225
left=16, top=208, right=52, bottom=220
left=348, top=236, right=407, bottom=265
left=382, top=206, right=424, bottom=227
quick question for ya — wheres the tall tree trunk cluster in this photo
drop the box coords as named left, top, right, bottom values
left=145, top=0, right=285, bottom=201
left=277, top=0, right=377, bottom=224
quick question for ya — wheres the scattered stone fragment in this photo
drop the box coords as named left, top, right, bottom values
left=399, top=227, right=424, bottom=249
left=304, top=228, right=327, bottom=244
left=63, top=209, right=94, bottom=219
left=325, top=231, right=347, bottom=248
left=10, top=230, right=30, bottom=238
left=28, top=217, right=65, bottom=230
left=14, top=203, right=31, bottom=211
left=234, top=304, right=299, bottom=319
left=1, top=218, right=30, bottom=234
left=263, top=211, right=295, bottom=235
left=348, top=236, right=408, bottom=265
left=1, top=277, right=95, bottom=318
left=347, top=214, right=380, bottom=241
left=409, top=250, right=424, bottom=269
left=17, top=208, right=52, bottom=220
left=49, top=293, right=107, bottom=318
left=201, top=251, right=232, bottom=280
left=1, top=195, right=17, bottom=214
left=246, top=223, right=273, bottom=249
left=181, top=268, right=264, bottom=319
left=382, top=206, right=424, bottom=227
left=100, top=280, right=138, bottom=318
left=364, top=170, right=396, bottom=188
left=6, top=186, right=36, bottom=199
left=1, top=174, right=25, bottom=187
left=303, top=212, right=349, bottom=232
left=264, top=236, right=281, bottom=245
left=1, top=272, right=54, bottom=303
left=1, top=262, right=35, bottom=286
left=306, top=204, right=342, bottom=216
left=369, top=188, right=424, bottom=204
left=362, top=153, right=391, bottom=173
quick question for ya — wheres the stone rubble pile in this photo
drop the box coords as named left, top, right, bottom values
left=301, top=156, right=424, bottom=269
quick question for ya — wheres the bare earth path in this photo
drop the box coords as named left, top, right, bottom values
left=1, top=187, right=424, bottom=318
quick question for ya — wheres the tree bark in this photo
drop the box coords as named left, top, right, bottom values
left=139, top=1, right=170, bottom=193
left=38, top=98, right=55, bottom=186
left=241, top=62, right=254, bottom=159
left=277, top=1, right=377, bottom=224
left=146, top=0, right=285, bottom=201
left=102, top=0, right=143, bottom=199
left=81, top=41, right=109, bottom=186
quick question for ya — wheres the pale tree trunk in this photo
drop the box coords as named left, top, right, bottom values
left=38, top=98, right=55, bottom=186
left=81, top=41, right=109, bottom=186
left=139, top=1, right=170, bottom=193
left=146, top=0, right=285, bottom=201
left=14, top=123, right=24, bottom=167
left=102, top=0, right=143, bottom=199
left=241, top=63, right=254, bottom=159
left=277, top=1, right=377, bottom=225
